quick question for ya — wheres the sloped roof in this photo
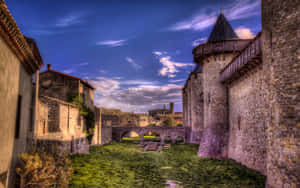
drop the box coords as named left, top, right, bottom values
left=208, top=13, right=238, bottom=42
left=0, top=1, right=43, bottom=73
left=40, top=68, right=95, bottom=90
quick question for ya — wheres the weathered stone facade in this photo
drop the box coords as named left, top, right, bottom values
left=92, top=107, right=112, bottom=145
left=35, top=96, right=89, bottom=154
left=0, top=1, right=43, bottom=187
left=39, top=64, right=95, bottom=110
left=182, top=66, right=203, bottom=143
left=261, top=0, right=300, bottom=187
left=227, top=64, right=267, bottom=175
left=184, top=2, right=300, bottom=187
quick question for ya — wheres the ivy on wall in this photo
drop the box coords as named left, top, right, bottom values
left=68, top=93, right=95, bottom=144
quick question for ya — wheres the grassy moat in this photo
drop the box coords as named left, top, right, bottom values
left=69, top=137, right=266, bottom=188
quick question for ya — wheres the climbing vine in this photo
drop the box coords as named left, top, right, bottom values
left=68, top=93, right=95, bottom=144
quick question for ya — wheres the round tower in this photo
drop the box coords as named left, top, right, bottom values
left=193, top=13, right=251, bottom=158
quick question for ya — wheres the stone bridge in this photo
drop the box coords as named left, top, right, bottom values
left=112, top=126, right=189, bottom=144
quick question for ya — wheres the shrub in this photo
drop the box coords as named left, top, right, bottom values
left=162, top=115, right=175, bottom=127
left=16, top=151, right=73, bottom=188
left=176, top=123, right=183, bottom=127
left=69, top=94, right=95, bottom=144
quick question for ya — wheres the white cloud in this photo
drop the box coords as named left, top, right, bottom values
left=192, top=37, right=207, bottom=46
left=89, top=77, right=121, bottom=96
left=63, top=69, right=74, bottom=74
left=153, top=51, right=163, bottom=56
left=169, top=79, right=186, bottom=83
left=152, top=51, right=168, bottom=56
left=113, top=77, right=123, bottom=80
left=122, top=80, right=158, bottom=86
left=225, top=0, right=261, bottom=21
left=99, top=70, right=107, bottom=74
left=79, top=62, right=89, bottom=66
left=125, top=57, right=142, bottom=70
left=175, top=50, right=181, bottom=55
left=169, top=0, right=260, bottom=32
left=235, top=27, right=255, bottom=39
left=56, top=14, right=83, bottom=27
left=96, top=39, right=127, bottom=47
left=170, top=13, right=217, bottom=31
left=158, top=56, right=193, bottom=78
left=89, top=77, right=183, bottom=112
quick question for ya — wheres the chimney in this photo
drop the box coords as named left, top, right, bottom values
left=170, top=102, right=174, bottom=114
left=47, top=64, right=51, bottom=70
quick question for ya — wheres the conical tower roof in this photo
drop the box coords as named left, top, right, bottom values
left=208, top=13, right=238, bottom=42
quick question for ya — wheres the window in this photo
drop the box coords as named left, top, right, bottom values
left=15, top=95, right=22, bottom=139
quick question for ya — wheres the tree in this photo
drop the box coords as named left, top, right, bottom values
left=162, top=115, right=175, bottom=127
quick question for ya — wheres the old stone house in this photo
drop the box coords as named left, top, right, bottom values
left=183, top=1, right=300, bottom=187
left=35, top=65, right=105, bottom=153
left=35, top=95, right=89, bottom=154
left=0, top=1, right=43, bottom=187
left=39, top=64, right=95, bottom=110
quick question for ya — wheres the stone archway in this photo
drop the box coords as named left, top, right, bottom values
left=119, top=130, right=143, bottom=143
left=112, top=126, right=188, bottom=144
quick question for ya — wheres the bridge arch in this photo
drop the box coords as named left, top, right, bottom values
left=121, top=130, right=142, bottom=141
left=112, top=126, right=188, bottom=144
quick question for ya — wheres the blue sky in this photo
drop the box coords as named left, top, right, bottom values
left=7, top=0, right=261, bottom=112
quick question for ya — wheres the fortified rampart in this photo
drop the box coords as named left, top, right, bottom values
left=183, top=1, right=300, bottom=187
left=182, top=65, right=203, bottom=143
left=261, top=0, right=300, bottom=187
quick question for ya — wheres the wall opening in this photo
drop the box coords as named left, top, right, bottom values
left=15, top=95, right=22, bottom=139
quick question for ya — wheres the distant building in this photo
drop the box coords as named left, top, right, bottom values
left=174, top=112, right=183, bottom=125
left=0, top=1, right=43, bottom=187
left=100, top=108, right=150, bottom=127
left=148, top=102, right=174, bottom=117
left=148, top=102, right=178, bottom=126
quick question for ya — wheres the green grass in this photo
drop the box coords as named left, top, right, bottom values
left=69, top=140, right=266, bottom=188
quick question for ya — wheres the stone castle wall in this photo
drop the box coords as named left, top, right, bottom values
left=183, top=72, right=203, bottom=143
left=190, top=73, right=203, bottom=143
left=262, top=0, right=300, bottom=187
left=228, top=65, right=267, bottom=175
left=101, top=127, right=113, bottom=145
left=198, top=53, right=237, bottom=158
left=184, top=1, right=300, bottom=186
